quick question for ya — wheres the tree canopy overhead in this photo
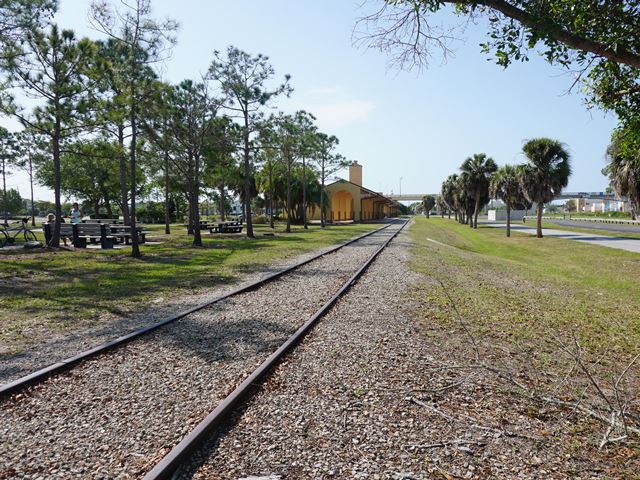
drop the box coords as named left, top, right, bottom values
left=358, top=1, right=640, bottom=120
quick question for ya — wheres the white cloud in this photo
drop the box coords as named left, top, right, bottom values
left=307, top=100, right=375, bottom=129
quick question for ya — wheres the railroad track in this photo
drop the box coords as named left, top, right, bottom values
left=1, top=219, right=407, bottom=479
left=0, top=222, right=393, bottom=397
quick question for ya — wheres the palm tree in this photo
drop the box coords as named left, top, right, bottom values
left=441, top=174, right=458, bottom=221
left=422, top=194, right=435, bottom=218
left=518, top=138, right=571, bottom=238
left=489, top=164, right=521, bottom=237
left=460, top=153, right=498, bottom=228
left=603, top=134, right=640, bottom=220
left=456, top=172, right=475, bottom=226
left=436, top=195, right=447, bottom=218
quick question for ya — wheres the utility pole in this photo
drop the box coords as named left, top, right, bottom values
left=399, top=176, right=403, bottom=197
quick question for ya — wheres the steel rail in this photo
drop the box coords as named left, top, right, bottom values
left=144, top=219, right=408, bottom=480
left=0, top=223, right=393, bottom=399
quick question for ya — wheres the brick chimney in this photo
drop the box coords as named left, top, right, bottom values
left=349, top=161, right=362, bottom=186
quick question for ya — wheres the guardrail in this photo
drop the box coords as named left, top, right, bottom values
left=523, top=215, right=640, bottom=225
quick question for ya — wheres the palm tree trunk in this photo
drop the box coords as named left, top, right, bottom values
left=473, top=195, right=480, bottom=228
left=536, top=203, right=543, bottom=238
left=506, top=203, right=511, bottom=237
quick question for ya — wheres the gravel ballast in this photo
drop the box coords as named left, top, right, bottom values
left=0, top=223, right=403, bottom=480
left=179, top=223, right=612, bottom=480
left=1, top=228, right=383, bottom=384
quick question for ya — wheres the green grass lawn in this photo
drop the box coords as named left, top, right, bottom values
left=0, top=221, right=382, bottom=352
left=410, top=217, right=640, bottom=353
left=408, top=217, right=640, bottom=473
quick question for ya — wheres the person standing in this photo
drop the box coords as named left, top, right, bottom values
left=70, top=202, right=82, bottom=224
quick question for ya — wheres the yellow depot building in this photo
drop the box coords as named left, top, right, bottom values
left=313, top=161, right=401, bottom=222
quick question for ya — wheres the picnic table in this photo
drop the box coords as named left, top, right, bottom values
left=184, top=220, right=243, bottom=234
left=43, top=222, right=149, bottom=249
left=209, top=221, right=243, bottom=233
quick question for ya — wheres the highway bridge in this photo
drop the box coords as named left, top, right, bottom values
left=387, top=192, right=621, bottom=202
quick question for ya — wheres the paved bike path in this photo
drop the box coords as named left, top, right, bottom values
left=484, top=223, right=640, bottom=254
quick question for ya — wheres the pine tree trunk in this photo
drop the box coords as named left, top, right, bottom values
left=285, top=160, right=291, bottom=233
left=28, top=153, right=35, bottom=227
left=118, top=124, right=131, bottom=226
left=51, top=114, right=62, bottom=247
left=129, top=91, right=140, bottom=258
left=2, top=157, right=7, bottom=226
left=268, top=167, right=274, bottom=229
left=302, top=156, right=307, bottom=229
left=219, top=184, right=226, bottom=221
left=105, top=200, right=113, bottom=218
left=164, top=131, right=171, bottom=235
left=243, top=109, right=254, bottom=238
left=320, top=162, right=326, bottom=228
left=192, top=156, right=202, bottom=247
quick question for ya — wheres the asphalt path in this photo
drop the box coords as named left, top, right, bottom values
left=485, top=223, right=640, bottom=254
left=543, top=219, right=640, bottom=234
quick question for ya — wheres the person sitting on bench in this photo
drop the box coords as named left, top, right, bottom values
left=47, top=213, right=69, bottom=247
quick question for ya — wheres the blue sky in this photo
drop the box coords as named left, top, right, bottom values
left=4, top=0, right=617, bottom=201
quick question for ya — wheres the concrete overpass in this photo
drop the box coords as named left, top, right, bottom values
left=387, top=191, right=622, bottom=202
left=387, top=194, right=437, bottom=202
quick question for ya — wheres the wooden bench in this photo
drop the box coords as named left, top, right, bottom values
left=184, top=220, right=243, bottom=234
left=108, top=225, right=148, bottom=244
left=43, top=222, right=148, bottom=248
left=43, top=223, right=115, bottom=249
left=184, top=221, right=218, bottom=233
left=82, top=218, right=123, bottom=225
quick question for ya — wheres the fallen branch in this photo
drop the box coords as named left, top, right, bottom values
left=408, top=397, right=543, bottom=441
left=407, top=439, right=486, bottom=449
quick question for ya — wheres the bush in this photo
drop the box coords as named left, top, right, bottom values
left=252, top=214, right=267, bottom=224
left=137, top=201, right=167, bottom=224
left=571, top=211, right=632, bottom=219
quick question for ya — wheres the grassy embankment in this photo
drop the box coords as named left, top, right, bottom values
left=0, top=222, right=381, bottom=353
left=408, top=217, right=639, bottom=471
left=410, top=216, right=639, bottom=360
